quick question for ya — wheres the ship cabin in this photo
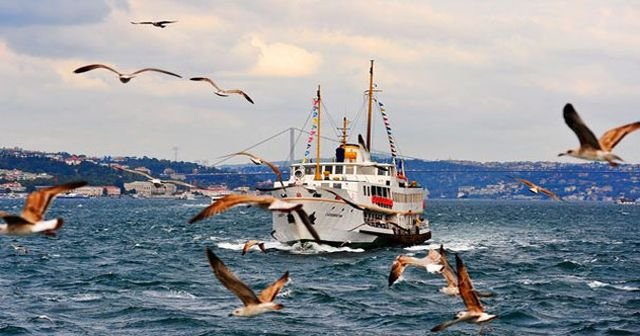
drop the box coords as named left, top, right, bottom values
left=286, top=142, right=425, bottom=228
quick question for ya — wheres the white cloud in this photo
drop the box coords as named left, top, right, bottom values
left=249, top=36, right=322, bottom=77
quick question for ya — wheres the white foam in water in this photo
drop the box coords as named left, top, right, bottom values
left=288, top=241, right=365, bottom=254
left=180, top=203, right=211, bottom=208
left=143, top=290, right=197, bottom=299
left=404, top=241, right=475, bottom=252
left=71, top=293, right=102, bottom=302
left=588, top=280, right=639, bottom=292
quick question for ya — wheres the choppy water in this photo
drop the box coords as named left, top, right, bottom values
left=1, top=199, right=639, bottom=335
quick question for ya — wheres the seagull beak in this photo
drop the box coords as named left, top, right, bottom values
left=557, top=153, right=565, bottom=157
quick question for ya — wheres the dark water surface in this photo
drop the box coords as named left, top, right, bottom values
left=1, top=199, right=639, bottom=335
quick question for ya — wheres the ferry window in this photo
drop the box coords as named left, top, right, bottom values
left=363, top=186, right=366, bottom=195
left=334, top=165, right=343, bottom=174
left=304, top=166, right=315, bottom=175
left=377, top=167, right=386, bottom=175
left=359, top=166, right=374, bottom=175
left=383, top=188, right=389, bottom=198
left=334, top=183, right=342, bottom=189
left=345, top=165, right=354, bottom=174
left=324, top=165, right=333, bottom=174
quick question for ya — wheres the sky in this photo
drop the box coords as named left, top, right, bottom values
left=1, top=1, right=639, bottom=166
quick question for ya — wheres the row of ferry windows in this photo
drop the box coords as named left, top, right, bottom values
left=302, top=165, right=389, bottom=176
left=363, top=185, right=390, bottom=198
left=392, top=193, right=423, bottom=203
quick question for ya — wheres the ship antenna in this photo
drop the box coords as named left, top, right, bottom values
left=314, top=85, right=322, bottom=180
left=366, top=60, right=374, bottom=150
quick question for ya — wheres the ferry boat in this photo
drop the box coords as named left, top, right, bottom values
left=270, top=61, right=431, bottom=248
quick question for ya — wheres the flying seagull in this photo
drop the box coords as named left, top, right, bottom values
left=431, top=254, right=497, bottom=332
left=512, top=177, right=561, bottom=201
left=0, top=181, right=87, bottom=236
left=388, top=248, right=442, bottom=286
left=206, top=248, right=288, bottom=317
left=190, top=77, right=254, bottom=104
left=114, top=165, right=194, bottom=188
left=437, top=244, right=459, bottom=295
left=559, top=103, right=640, bottom=167
left=73, top=64, right=182, bottom=83
left=189, top=194, right=321, bottom=242
left=228, top=152, right=285, bottom=191
left=130, top=20, right=177, bottom=28
left=242, top=239, right=267, bottom=255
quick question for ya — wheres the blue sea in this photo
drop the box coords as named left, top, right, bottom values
left=1, top=199, right=639, bottom=335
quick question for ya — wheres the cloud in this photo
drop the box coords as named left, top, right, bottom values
left=249, top=36, right=322, bottom=77
left=0, top=1, right=113, bottom=26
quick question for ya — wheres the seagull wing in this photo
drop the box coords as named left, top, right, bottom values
left=205, top=248, right=260, bottom=306
left=540, top=187, right=561, bottom=201
left=242, top=240, right=259, bottom=255
left=190, top=77, right=224, bottom=91
left=598, top=121, right=640, bottom=152
left=189, top=195, right=275, bottom=223
left=156, top=20, right=177, bottom=24
left=21, top=181, right=87, bottom=223
left=563, top=103, right=601, bottom=150
left=235, top=152, right=284, bottom=189
left=293, top=207, right=321, bottom=242
left=115, top=166, right=156, bottom=181
left=223, top=89, right=255, bottom=104
left=456, top=254, right=483, bottom=313
left=515, top=178, right=536, bottom=189
left=0, top=214, right=29, bottom=225
left=431, top=317, right=467, bottom=332
left=388, top=255, right=411, bottom=286
left=258, top=271, right=289, bottom=303
left=73, top=64, right=121, bottom=76
left=130, top=68, right=182, bottom=78
left=164, top=180, right=195, bottom=188
left=439, top=245, right=457, bottom=288
left=131, top=21, right=153, bottom=24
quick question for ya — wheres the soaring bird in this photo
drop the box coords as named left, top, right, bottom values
left=130, top=20, right=177, bottom=28
left=228, top=151, right=285, bottom=191
left=190, top=77, right=254, bottom=104
left=0, top=181, right=87, bottom=236
left=437, top=245, right=459, bottom=295
left=431, top=254, right=497, bottom=332
left=189, top=194, right=321, bottom=242
left=113, top=165, right=194, bottom=188
left=73, top=64, right=182, bottom=83
left=242, top=239, right=267, bottom=255
left=206, top=248, right=288, bottom=317
left=388, top=248, right=442, bottom=286
left=512, top=177, right=561, bottom=201
left=559, top=103, right=640, bottom=167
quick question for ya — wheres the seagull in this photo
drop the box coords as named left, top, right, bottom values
left=559, top=103, right=640, bottom=167
left=130, top=20, right=177, bottom=28
left=10, top=243, right=29, bottom=254
left=114, top=165, right=194, bottom=188
left=431, top=254, right=497, bottom=332
left=228, top=152, right=285, bottom=191
left=388, top=248, right=443, bottom=286
left=190, top=77, right=254, bottom=104
left=189, top=194, right=321, bottom=242
left=242, top=239, right=267, bottom=255
left=512, top=177, right=561, bottom=201
left=73, top=64, right=182, bottom=83
left=437, top=244, right=459, bottom=295
left=0, top=181, right=87, bottom=236
left=205, top=248, right=288, bottom=317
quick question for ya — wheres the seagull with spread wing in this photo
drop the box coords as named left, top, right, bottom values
left=431, top=254, right=497, bottom=332
left=189, top=194, right=321, bottom=242
left=190, top=76, right=254, bottom=104
left=113, top=166, right=194, bottom=189
left=0, top=181, right=87, bottom=236
left=206, top=248, right=288, bottom=317
left=130, top=20, right=177, bottom=28
left=559, top=103, right=640, bottom=167
left=388, top=248, right=442, bottom=286
left=242, top=239, right=267, bottom=255
left=229, top=151, right=285, bottom=191
left=512, top=177, right=561, bottom=201
left=74, top=64, right=182, bottom=83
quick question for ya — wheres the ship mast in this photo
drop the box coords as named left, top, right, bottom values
left=339, top=117, right=350, bottom=146
left=314, top=85, right=322, bottom=180
left=366, top=60, right=374, bottom=150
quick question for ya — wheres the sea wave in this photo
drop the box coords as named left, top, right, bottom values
left=587, top=280, right=639, bottom=292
